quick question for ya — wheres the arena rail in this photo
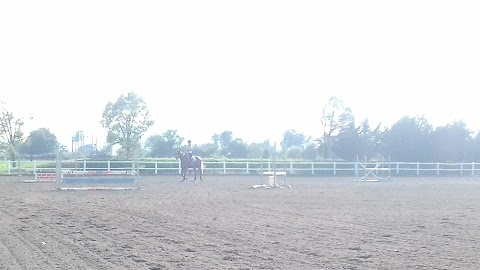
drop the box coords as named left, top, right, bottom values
left=3, top=160, right=480, bottom=177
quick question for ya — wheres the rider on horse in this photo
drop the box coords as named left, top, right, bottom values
left=185, top=140, right=193, bottom=165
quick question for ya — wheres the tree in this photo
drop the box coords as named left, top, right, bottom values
left=281, top=129, right=306, bottom=150
left=21, top=128, right=59, bottom=158
left=431, top=121, right=471, bottom=162
left=194, top=143, right=219, bottom=158
left=331, top=122, right=361, bottom=161
left=100, top=92, right=154, bottom=159
left=97, top=144, right=113, bottom=159
left=0, top=103, right=24, bottom=161
left=144, top=130, right=184, bottom=158
left=246, top=143, right=264, bottom=159
left=261, top=140, right=272, bottom=159
left=382, top=116, right=433, bottom=162
left=466, top=131, right=480, bottom=161
left=302, top=143, right=318, bottom=160
left=319, top=96, right=355, bottom=159
left=223, top=138, right=249, bottom=158
left=212, top=131, right=233, bottom=153
left=357, top=120, right=383, bottom=160
left=76, top=144, right=97, bottom=157
left=287, top=146, right=303, bottom=159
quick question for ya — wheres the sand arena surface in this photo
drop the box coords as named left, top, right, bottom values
left=1, top=174, right=480, bottom=270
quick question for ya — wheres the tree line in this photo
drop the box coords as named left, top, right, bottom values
left=1, top=94, right=479, bottom=162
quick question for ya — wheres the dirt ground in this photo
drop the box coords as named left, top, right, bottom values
left=1, top=174, right=480, bottom=270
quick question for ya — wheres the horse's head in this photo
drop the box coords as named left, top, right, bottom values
left=176, top=149, right=184, bottom=159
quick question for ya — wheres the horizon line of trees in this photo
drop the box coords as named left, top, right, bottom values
left=2, top=95, right=480, bottom=162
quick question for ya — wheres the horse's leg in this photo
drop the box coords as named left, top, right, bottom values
left=199, top=163, right=202, bottom=181
left=193, top=166, right=197, bottom=181
left=180, top=168, right=186, bottom=182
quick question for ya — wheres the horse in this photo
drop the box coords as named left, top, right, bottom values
left=176, top=150, right=204, bottom=182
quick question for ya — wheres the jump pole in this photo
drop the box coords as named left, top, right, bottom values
left=273, top=141, right=278, bottom=188
left=56, top=150, right=62, bottom=190
left=365, top=155, right=367, bottom=180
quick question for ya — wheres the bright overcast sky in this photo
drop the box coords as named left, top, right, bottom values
left=1, top=1, right=479, bottom=148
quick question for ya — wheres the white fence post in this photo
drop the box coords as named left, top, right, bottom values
left=8, top=161, right=11, bottom=174
left=437, top=163, right=440, bottom=175
left=223, top=161, right=226, bottom=174
left=290, top=161, right=293, bottom=174
left=333, top=162, right=336, bottom=175
left=417, top=162, right=420, bottom=176
left=246, top=161, right=249, bottom=174
left=155, top=161, right=158, bottom=174
left=108, top=160, right=111, bottom=171
left=472, top=162, right=475, bottom=176
left=460, top=163, right=463, bottom=176
left=311, top=162, right=314, bottom=175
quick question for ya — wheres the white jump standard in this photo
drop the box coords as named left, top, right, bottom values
left=252, top=141, right=291, bottom=189
left=355, top=155, right=391, bottom=182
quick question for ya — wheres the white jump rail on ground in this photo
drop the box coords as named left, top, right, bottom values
left=355, top=156, right=391, bottom=182
left=22, top=172, right=58, bottom=183
left=21, top=170, right=69, bottom=183
left=55, top=151, right=140, bottom=191
left=252, top=171, right=289, bottom=189
left=58, top=172, right=140, bottom=190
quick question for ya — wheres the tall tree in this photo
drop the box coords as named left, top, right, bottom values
left=320, top=96, right=354, bottom=159
left=331, top=122, right=360, bottom=161
left=21, top=128, right=59, bottom=158
left=357, top=119, right=383, bottom=159
left=0, top=103, right=24, bottom=161
left=100, top=92, right=154, bottom=159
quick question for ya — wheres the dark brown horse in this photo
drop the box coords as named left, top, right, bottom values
left=176, top=150, right=203, bottom=182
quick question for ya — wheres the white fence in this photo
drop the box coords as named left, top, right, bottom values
left=3, top=160, right=480, bottom=177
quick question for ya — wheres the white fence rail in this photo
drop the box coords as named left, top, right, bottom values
left=2, top=160, right=480, bottom=177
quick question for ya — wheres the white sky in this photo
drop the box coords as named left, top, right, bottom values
left=1, top=1, right=479, bottom=149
